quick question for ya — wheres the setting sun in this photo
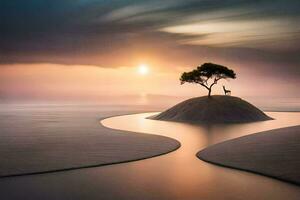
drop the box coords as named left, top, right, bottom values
left=138, top=64, right=149, bottom=75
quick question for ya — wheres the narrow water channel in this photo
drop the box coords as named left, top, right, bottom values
left=1, top=112, right=299, bottom=200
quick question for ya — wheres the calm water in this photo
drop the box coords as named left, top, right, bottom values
left=0, top=106, right=300, bottom=199
left=102, top=112, right=300, bottom=199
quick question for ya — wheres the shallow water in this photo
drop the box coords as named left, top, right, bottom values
left=1, top=107, right=300, bottom=199
left=100, top=112, right=300, bottom=200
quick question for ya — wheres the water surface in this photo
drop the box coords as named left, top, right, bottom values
left=0, top=111, right=299, bottom=200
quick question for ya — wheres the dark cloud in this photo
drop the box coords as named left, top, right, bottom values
left=0, top=0, right=300, bottom=79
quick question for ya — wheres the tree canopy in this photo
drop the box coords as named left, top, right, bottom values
left=180, top=63, right=236, bottom=96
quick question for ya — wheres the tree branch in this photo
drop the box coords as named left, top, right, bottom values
left=200, top=83, right=210, bottom=90
left=209, top=77, right=222, bottom=89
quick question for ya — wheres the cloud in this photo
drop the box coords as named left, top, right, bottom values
left=161, top=17, right=300, bottom=49
left=0, top=0, right=300, bottom=76
left=101, top=0, right=182, bottom=22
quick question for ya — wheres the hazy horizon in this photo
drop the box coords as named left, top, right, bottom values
left=1, top=0, right=299, bottom=108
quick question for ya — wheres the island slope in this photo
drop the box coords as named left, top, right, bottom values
left=151, top=95, right=272, bottom=123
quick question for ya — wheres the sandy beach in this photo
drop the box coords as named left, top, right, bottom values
left=198, top=125, right=300, bottom=185
left=1, top=109, right=300, bottom=200
left=0, top=105, right=179, bottom=177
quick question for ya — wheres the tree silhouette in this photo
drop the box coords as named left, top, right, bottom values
left=180, top=63, right=236, bottom=97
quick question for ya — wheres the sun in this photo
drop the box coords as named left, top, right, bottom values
left=138, top=64, right=149, bottom=75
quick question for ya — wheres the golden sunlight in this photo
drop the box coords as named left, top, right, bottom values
left=138, top=64, right=149, bottom=75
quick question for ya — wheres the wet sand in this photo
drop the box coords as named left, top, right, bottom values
left=0, top=105, right=179, bottom=177
left=198, top=125, right=300, bottom=185
left=0, top=111, right=300, bottom=200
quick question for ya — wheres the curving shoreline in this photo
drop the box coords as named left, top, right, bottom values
left=1, top=111, right=300, bottom=200
left=198, top=125, right=300, bottom=185
left=2, top=108, right=299, bottom=187
left=0, top=110, right=180, bottom=178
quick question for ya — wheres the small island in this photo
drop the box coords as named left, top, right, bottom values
left=152, top=95, right=272, bottom=123
left=152, top=63, right=272, bottom=124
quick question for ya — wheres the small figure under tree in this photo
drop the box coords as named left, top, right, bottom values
left=180, top=63, right=236, bottom=97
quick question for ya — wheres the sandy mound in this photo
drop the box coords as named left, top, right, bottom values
left=197, top=125, right=300, bottom=185
left=152, top=95, right=272, bottom=123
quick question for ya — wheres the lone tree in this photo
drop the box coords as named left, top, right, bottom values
left=180, top=63, right=236, bottom=97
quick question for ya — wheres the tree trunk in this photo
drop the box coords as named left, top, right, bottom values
left=208, top=81, right=216, bottom=97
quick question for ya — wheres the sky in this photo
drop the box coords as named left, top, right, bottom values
left=1, top=0, right=300, bottom=105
